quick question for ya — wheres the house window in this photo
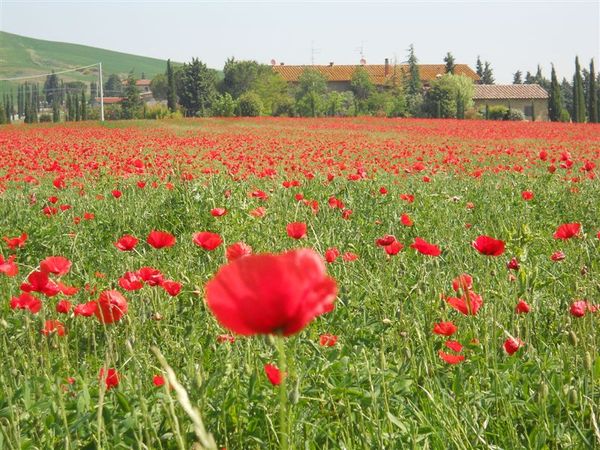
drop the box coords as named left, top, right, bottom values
left=524, top=105, right=534, bottom=117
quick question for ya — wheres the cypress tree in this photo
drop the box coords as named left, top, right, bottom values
left=407, top=45, right=421, bottom=96
left=549, top=65, right=563, bottom=122
left=52, top=101, right=60, bottom=123
left=513, top=71, right=523, bottom=84
left=0, top=102, right=6, bottom=125
left=444, top=52, right=456, bottom=74
left=75, top=93, right=81, bottom=121
left=81, top=88, right=87, bottom=121
left=476, top=56, right=483, bottom=78
left=66, top=93, right=72, bottom=121
left=167, top=59, right=177, bottom=112
left=573, top=56, right=586, bottom=122
left=588, top=59, right=598, bottom=123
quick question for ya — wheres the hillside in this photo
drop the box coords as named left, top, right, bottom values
left=0, top=31, right=170, bottom=82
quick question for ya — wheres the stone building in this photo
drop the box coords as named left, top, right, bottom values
left=473, top=84, right=549, bottom=121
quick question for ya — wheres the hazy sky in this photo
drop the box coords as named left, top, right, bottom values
left=1, top=1, right=598, bottom=83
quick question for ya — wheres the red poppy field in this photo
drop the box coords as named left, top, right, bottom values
left=0, top=117, right=599, bottom=449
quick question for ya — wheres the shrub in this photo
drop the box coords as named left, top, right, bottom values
left=464, top=108, right=482, bottom=120
left=237, top=92, right=263, bottom=117
left=212, top=93, right=236, bottom=117
left=39, top=114, right=52, bottom=123
left=560, top=109, right=571, bottom=122
left=272, top=97, right=296, bottom=117
left=145, top=104, right=171, bottom=120
left=507, top=109, right=524, bottom=121
left=487, top=105, right=509, bottom=120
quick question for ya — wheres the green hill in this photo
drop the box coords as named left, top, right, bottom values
left=0, top=31, right=170, bottom=83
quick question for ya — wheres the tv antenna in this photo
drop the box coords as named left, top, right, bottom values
left=310, top=41, right=321, bottom=65
left=355, top=42, right=366, bottom=64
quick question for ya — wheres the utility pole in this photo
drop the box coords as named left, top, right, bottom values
left=99, top=62, right=104, bottom=122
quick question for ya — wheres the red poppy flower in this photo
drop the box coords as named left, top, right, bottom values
left=379, top=186, right=388, bottom=195
left=137, top=267, right=164, bottom=286
left=570, top=300, right=587, bottom=317
left=250, top=189, right=268, bottom=200
left=264, top=364, right=283, bottom=385
left=250, top=206, right=266, bottom=218
left=515, top=299, right=530, bottom=314
left=521, top=191, right=534, bottom=201
left=56, top=300, right=72, bottom=314
left=10, top=293, right=42, bottom=313
left=446, top=291, right=483, bottom=315
left=452, top=273, right=473, bottom=293
left=445, top=340, right=463, bottom=353
left=193, top=231, right=223, bottom=251
left=217, top=334, right=236, bottom=344
left=376, top=235, right=396, bottom=247
left=384, top=240, right=403, bottom=255
left=507, top=257, right=520, bottom=270
left=226, top=242, right=252, bottom=261
left=433, top=321, right=457, bottom=336
left=153, top=375, right=165, bottom=387
left=0, top=254, right=18, bottom=277
left=472, top=235, right=505, bottom=256
left=205, top=248, right=337, bottom=336
left=553, top=223, right=581, bottom=240
left=74, top=301, right=97, bottom=317
left=119, top=271, right=144, bottom=291
left=111, top=190, right=122, bottom=199
left=40, top=256, right=72, bottom=276
left=115, top=235, right=138, bottom=251
left=411, top=237, right=441, bottom=256
left=3, top=233, right=27, bottom=250
left=400, top=213, right=413, bottom=226
left=161, top=280, right=182, bottom=297
left=324, top=247, right=340, bottom=263
left=400, top=194, right=414, bottom=203
left=319, top=334, right=338, bottom=347
left=94, top=290, right=128, bottom=324
left=41, top=320, right=66, bottom=336
left=147, top=231, right=176, bottom=249
left=503, top=338, right=523, bottom=355
left=211, top=208, right=227, bottom=217
left=342, top=252, right=359, bottom=262
left=438, top=351, right=465, bottom=364
left=99, top=368, right=119, bottom=390
left=24, top=271, right=60, bottom=297
left=286, top=222, right=307, bottom=239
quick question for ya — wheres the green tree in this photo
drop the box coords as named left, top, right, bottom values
left=350, top=66, right=375, bottom=114
left=252, top=71, right=289, bottom=116
left=212, top=93, right=236, bottom=117
left=104, top=74, right=123, bottom=97
left=572, top=56, right=586, bottom=122
left=424, top=74, right=474, bottom=119
left=295, top=68, right=327, bottom=117
left=121, top=74, right=142, bottom=119
left=0, top=102, right=6, bottom=124
left=513, top=71, right=523, bottom=84
left=81, top=88, right=87, bottom=121
left=150, top=73, right=168, bottom=101
left=236, top=91, right=263, bottom=116
left=406, top=44, right=421, bottom=96
left=178, top=58, right=217, bottom=117
left=588, top=59, right=598, bottom=123
left=52, top=100, right=60, bottom=123
left=548, top=65, right=563, bottom=122
left=444, top=52, right=456, bottom=74
left=481, top=61, right=494, bottom=84
left=222, top=58, right=271, bottom=99
left=166, top=59, right=177, bottom=112
left=90, top=81, right=98, bottom=102
left=476, top=56, right=484, bottom=78
left=43, top=71, right=60, bottom=105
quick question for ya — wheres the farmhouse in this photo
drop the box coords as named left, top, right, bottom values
left=272, top=60, right=480, bottom=90
left=473, top=84, right=549, bottom=121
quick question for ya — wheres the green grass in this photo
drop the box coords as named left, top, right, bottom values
left=0, top=31, right=171, bottom=87
left=0, top=119, right=598, bottom=449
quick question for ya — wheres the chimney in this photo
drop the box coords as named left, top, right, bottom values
left=329, top=62, right=334, bottom=66
left=384, top=58, right=390, bottom=76
left=280, top=62, right=284, bottom=65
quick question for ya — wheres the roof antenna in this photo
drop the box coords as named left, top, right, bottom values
left=355, top=41, right=366, bottom=64
left=310, top=41, right=321, bottom=65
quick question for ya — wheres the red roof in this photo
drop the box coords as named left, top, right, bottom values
left=272, top=64, right=479, bottom=85
left=96, top=97, right=123, bottom=104
left=136, top=79, right=151, bottom=87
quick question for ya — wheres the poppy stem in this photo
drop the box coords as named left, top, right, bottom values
left=276, top=336, right=289, bottom=450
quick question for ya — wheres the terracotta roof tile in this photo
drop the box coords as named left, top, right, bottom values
left=473, top=84, right=549, bottom=100
left=273, top=64, right=479, bottom=84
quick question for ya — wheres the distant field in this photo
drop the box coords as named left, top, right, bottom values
left=0, top=117, right=599, bottom=449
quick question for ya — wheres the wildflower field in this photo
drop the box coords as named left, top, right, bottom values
left=0, top=117, right=599, bottom=449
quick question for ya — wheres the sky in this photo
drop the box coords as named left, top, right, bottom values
left=0, top=1, right=598, bottom=83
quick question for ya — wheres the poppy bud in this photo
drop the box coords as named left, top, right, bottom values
left=537, top=383, right=549, bottom=402
left=584, top=352, right=593, bottom=371
left=567, top=388, right=578, bottom=405
left=568, top=330, right=578, bottom=346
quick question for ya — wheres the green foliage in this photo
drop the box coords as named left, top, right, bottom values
left=104, top=74, right=123, bottom=97
left=166, top=59, right=177, bottom=112
left=251, top=71, right=289, bottom=116
left=222, top=58, right=272, bottom=99
left=325, top=91, right=355, bottom=117
left=572, top=57, right=586, bottom=122
left=150, top=74, right=168, bottom=101
left=178, top=58, right=217, bottom=117
left=43, top=71, right=60, bottom=104
left=549, top=65, right=563, bottom=122
left=121, top=74, right=142, bottom=120
left=481, top=61, right=495, bottom=84
left=52, top=101, right=60, bottom=122
left=424, top=74, right=474, bottom=119
left=236, top=91, right=263, bottom=117
left=272, top=96, right=296, bottom=117
left=487, top=105, right=509, bottom=120
left=513, top=71, right=523, bottom=84
left=295, top=69, right=328, bottom=117
left=350, top=67, right=375, bottom=112
left=588, top=59, right=598, bottom=123
left=212, top=93, right=237, bottom=117
left=476, top=56, right=484, bottom=78
left=0, top=101, right=6, bottom=124
left=38, top=113, right=52, bottom=122
left=444, top=52, right=456, bottom=74
left=507, top=108, right=524, bottom=121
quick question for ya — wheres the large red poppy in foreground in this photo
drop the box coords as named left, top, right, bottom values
left=205, top=248, right=337, bottom=336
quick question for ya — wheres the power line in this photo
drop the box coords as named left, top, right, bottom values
left=0, top=63, right=101, bottom=82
